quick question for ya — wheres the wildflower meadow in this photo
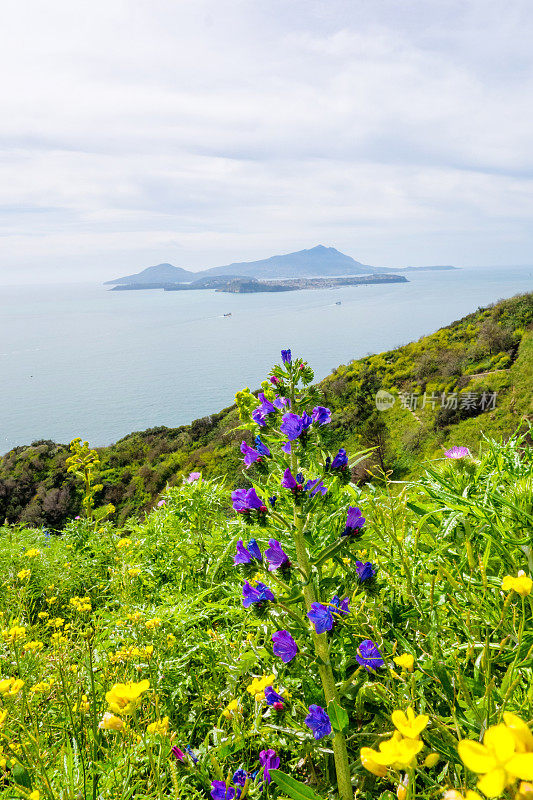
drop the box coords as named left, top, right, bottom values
left=0, top=351, right=532, bottom=800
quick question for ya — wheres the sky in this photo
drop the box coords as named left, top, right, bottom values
left=1, top=0, right=533, bottom=284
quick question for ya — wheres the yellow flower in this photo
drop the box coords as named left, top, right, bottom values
left=504, top=713, right=533, bottom=753
left=365, top=731, right=423, bottom=769
left=117, top=538, right=132, bottom=549
left=246, top=674, right=276, bottom=702
left=8, top=679, right=25, bottom=696
left=23, top=640, right=44, bottom=653
left=128, top=568, right=141, bottom=577
left=391, top=707, right=429, bottom=739
left=147, top=716, right=169, bottom=735
left=29, top=791, right=40, bottom=800
left=0, top=709, right=7, bottom=727
left=46, top=596, right=57, bottom=605
left=73, top=695, right=90, bottom=713
left=360, top=747, right=387, bottom=777
left=105, top=679, right=150, bottom=715
left=145, top=617, right=162, bottom=629
left=99, top=712, right=125, bottom=731
left=167, top=634, right=177, bottom=646
left=394, top=653, right=415, bottom=672
left=17, top=569, right=31, bottom=581
left=37, top=612, right=49, bottom=619
left=222, top=699, right=241, bottom=718
left=25, top=548, right=41, bottom=558
left=30, top=680, right=54, bottom=694
left=516, top=782, right=533, bottom=799
left=443, top=792, right=483, bottom=800
left=397, top=782, right=407, bottom=800
left=458, top=723, right=533, bottom=797
left=502, top=572, right=532, bottom=598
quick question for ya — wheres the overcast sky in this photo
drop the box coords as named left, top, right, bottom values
left=1, top=0, right=533, bottom=284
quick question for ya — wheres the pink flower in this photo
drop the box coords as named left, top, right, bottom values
left=157, top=499, right=166, bottom=507
left=171, top=746, right=185, bottom=761
left=188, top=472, right=201, bottom=483
left=445, top=446, right=470, bottom=459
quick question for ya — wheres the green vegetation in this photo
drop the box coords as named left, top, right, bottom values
left=1, top=292, right=531, bottom=530
left=0, top=349, right=531, bottom=798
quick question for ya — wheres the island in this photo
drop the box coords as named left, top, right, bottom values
left=111, top=274, right=408, bottom=294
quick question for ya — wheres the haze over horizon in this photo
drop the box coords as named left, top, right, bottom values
left=1, top=0, right=533, bottom=285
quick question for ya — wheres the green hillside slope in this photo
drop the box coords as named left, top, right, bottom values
left=1, top=292, right=531, bottom=528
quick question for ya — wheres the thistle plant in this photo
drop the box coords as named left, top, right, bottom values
left=232, top=350, right=376, bottom=799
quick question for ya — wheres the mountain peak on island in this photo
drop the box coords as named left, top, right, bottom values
left=104, top=245, right=380, bottom=286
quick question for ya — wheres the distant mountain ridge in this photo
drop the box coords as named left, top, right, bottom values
left=105, top=245, right=455, bottom=286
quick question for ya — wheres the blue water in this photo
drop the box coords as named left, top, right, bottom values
left=0, top=267, right=531, bottom=454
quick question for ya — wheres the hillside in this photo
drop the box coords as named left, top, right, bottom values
left=1, top=292, right=531, bottom=528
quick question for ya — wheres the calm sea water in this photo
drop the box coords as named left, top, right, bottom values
left=1, top=267, right=531, bottom=454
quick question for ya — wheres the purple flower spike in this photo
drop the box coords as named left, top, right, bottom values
left=342, top=506, right=366, bottom=536
left=232, top=488, right=266, bottom=513
left=356, top=639, right=385, bottom=671
left=331, top=595, right=350, bottom=616
left=233, top=769, right=248, bottom=787
left=281, top=349, right=292, bottom=365
left=331, top=448, right=348, bottom=469
left=272, top=630, right=298, bottom=663
left=312, top=406, right=332, bottom=425
left=445, top=445, right=470, bottom=459
left=307, top=603, right=334, bottom=634
left=355, top=561, right=376, bottom=582
left=188, top=472, right=201, bottom=483
left=274, top=396, right=289, bottom=410
left=254, top=436, right=271, bottom=456
left=252, top=408, right=267, bottom=426
left=281, top=468, right=298, bottom=490
left=234, top=540, right=254, bottom=565
left=211, top=781, right=238, bottom=800
left=265, top=539, right=289, bottom=570
left=282, top=441, right=292, bottom=454
left=264, top=686, right=284, bottom=706
left=305, top=705, right=332, bottom=740
left=280, top=413, right=304, bottom=441
left=301, top=412, right=313, bottom=429
left=259, top=749, right=280, bottom=783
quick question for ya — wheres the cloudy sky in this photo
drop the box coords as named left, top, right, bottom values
left=1, top=0, right=533, bottom=284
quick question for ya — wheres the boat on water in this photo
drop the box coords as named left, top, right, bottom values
left=335, top=301, right=342, bottom=305
left=223, top=312, right=232, bottom=317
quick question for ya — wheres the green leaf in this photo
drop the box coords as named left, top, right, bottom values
left=269, top=769, right=325, bottom=800
left=327, top=699, right=349, bottom=732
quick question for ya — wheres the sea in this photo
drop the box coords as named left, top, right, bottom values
left=1, top=266, right=531, bottom=455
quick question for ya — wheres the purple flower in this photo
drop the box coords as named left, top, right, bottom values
left=331, top=448, right=348, bottom=469
left=281, top=468, right=298, bottom=490
left=252, top=408, right=267, bottom=426
left=355, top=561, right=376, bottom=582
left=270, top=376, right=280, bottom=385
left=157, top=499, right=166, bottom=507
left=242, top=581, right=275, bottom=609
left=259, top=749, right=280, bottom=783
left=268, top=495, right=277, bottom=508
left=171, top=746, right=185, bottom=761
left=247, top=538, right=262, bottom=560
left=265, top=539, right=289, bottom=570
left=240, top=441, right=263, bottom=468
left=356, top=639, right=385, bottom=671
left=281, top=349, right=292, bottom=364
left=342, top=506, right=365, bottom=536
left=304, top=478, right=327, bottom=497
left=331, top=595, right=350, bottom=616
left=264, top=686, right=284, bottom=706
left=282, top=441, right=292, bottom=454
left=211, top=781, right=238, bottom=800
left=232, top=488, right=265, bottom=513
left=188, top=472, right=201, bottom=483
left=232, top=768, right=248, bottom=787
left=186, top=745, right=199, bottom=764
left=274, top=396, right=289, bottom=410
left=305, top=705, right=332, bottom=740
left=301, top=412, right=313, bottom=429
left=280, top=413, right=304, bottom=441
left=445, top=445, right=470, bottom=459
left=272, top=630, right=298, bottom=663
left=254, top=436, right=271, bottom=456
left=234, top=540, right=254, bottom=565
left=312, top=406, right=331, bottom=425
left=307, top=603, right=334, bottom=634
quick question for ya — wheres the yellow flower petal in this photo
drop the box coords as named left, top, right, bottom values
left=507, top=754, right=533, bottom=781
left=484, top=724, right=516, bottom=762
left=360, top=747, right=387, bottom=777
left=504, top=712, right=533, bottom=753
left=476, top=767, right=507, bottom=797
left=458, top=740, right=497, bottom=774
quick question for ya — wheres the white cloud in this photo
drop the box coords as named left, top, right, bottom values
left=1, top=0, right=532, bottom=283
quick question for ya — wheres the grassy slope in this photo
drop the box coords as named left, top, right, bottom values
left=1, top=292, right=531, bottom=527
